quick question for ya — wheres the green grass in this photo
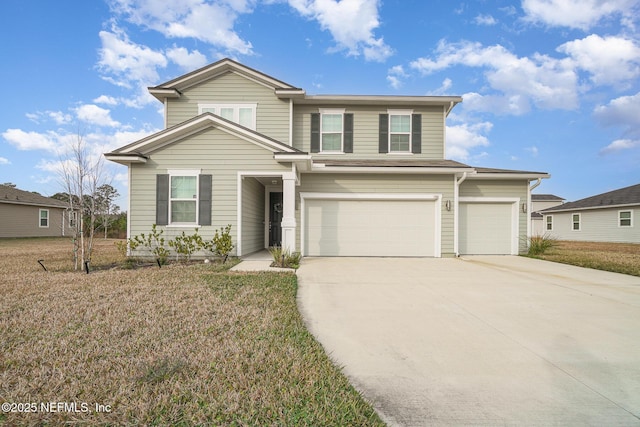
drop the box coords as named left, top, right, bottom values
left=0, top=238, right=383, bottom=426
left=526, top=240, right=640, bottom=277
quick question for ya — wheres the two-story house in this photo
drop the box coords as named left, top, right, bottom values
left=105, top=58, right=549, bottom=257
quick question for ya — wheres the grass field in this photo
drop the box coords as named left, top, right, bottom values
left=0, top=238, right=383, bottom=426
left=529, top=240, right=640, bottom=277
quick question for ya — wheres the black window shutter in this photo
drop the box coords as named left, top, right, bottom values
left=411, top=113, right=422, bottom=154
left=199, top=174, right=212, bottom=226
left=310, top=113, right=320, bottom=153
left=379, top=114, right=389, bottom=153
left=343, top=113, right=354, bottom=153
left=156, top=174, right=169, bottom=226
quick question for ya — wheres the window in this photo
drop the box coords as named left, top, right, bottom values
left=39, top=209, right=49, bottom=228
left=572, top=213, right=581, bottom=231
left=389, top=113, right=411, bottom=152
left=68, top=210, right=77, bottom=228
left=170, top=174, right=198, bottom=224
left=619, top=210, right=633, bottom=227
left=321, top=111, right=343, bottom=152
left=546, top=215, right=553, bottom=231
left=199, top=103, right=257, bottom=129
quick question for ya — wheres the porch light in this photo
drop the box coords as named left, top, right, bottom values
left=445, top=200, right=451, bottom=211
left=522, top=203, right=527, bottom=213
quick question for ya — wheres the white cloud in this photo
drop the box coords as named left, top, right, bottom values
left=386, top=65, right=407, bottom=89
left=48, top=111, right=73, bottom=125
left=558, top=34, right=640, bottom=87
left=75, top=104, right=120, bottom=128
left=426, top=78, right=453, bottom=96
left=287, top=0, right=392, bottom=62
left=0, top=157, right=10, bottom=165
left=522, top=0, right=639, bottom=30
left=2, top=129, right=59, bottom=152
left=445, top=121, right=492, bottom=161
left=410, top=40, right=578, bottom=114
left=594, top=92, right=640, bottom=128
left=474, top=14, right=497, bottom=26
left=600, top=139, right=640, bottom=154
left=525, top=146, right=539, bottom=157
left=108, top=0, right=254, bottom=54
left=93, top=95, right=119, bottom=105
left=166, top=46, right=208, bottom=70
left=97, top=25, right=168, bottom=89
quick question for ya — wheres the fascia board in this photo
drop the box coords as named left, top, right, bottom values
left=542, top=203, right=640, bottom=214
left=468, top=173, right=550, bottom=179
left=310, top=165, right=474, bottom=174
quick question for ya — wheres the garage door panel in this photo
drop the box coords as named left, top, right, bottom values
left=304, top=199, right=437, bottom=257
left=460, top=202, right=513, bottom=255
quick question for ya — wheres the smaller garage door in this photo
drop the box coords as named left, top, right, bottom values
left=459, top=201, right=516, bottom=255
left=303, top=196, right=439, bottom=257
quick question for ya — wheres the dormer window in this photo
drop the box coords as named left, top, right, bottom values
left=199, top=103, right=257, bottom=129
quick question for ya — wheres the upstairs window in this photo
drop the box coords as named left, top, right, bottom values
left=378, top=111, right=421, bottom=154
left=321, top=110, right=344, bottom=152
left=546, top=215, right=553, bottom=231
left=389, top=113, right=411, bottom=152
left=199, top=103, right=257, bottom=129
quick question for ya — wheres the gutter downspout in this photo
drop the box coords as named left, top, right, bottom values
left=454, top=172, right=468, bottom=257
left=527, top=178, right=542, bottom=246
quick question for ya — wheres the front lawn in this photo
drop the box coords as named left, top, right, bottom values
left=0, top=238, right=383, bottom=426
left=528, top=240, right=640, bottom=277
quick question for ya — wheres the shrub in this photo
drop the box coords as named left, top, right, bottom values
left=168, top=229, right=204, bottom=261
left=126, top=224, right=169, bottom=265
left=527, top=234, right=558, bottom=256
left=206, top=224, right=234, bottom=263
left=269, top=246, right=301, bottom=269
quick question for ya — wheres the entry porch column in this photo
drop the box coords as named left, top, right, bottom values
left=281, top=172, right=297, bottom=253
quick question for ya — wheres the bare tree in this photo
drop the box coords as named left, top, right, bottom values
left=58, top=131, right=109, bottom=270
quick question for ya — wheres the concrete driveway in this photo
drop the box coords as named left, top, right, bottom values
left=296, top=256, right=640, bottom=426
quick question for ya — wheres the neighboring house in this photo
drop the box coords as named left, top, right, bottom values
left=105, top=58, right=549, bottom=257
left=540, top=183, right=640, bottom=244
left=531, top=194, right=565, bottom=236
left=0, top=185, right=76, bottom=238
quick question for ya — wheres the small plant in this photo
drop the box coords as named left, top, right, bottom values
left=168, top=229, right=204, bottom=261
left=527, top=234, right=558, bottom=256
left=204, top=224, right=234, bottom=263
left=129, top=224, right=169, bottom=265
left=269, top=246, right=301, bottom=269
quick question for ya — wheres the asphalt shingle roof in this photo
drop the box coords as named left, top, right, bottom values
left=0, top=185, right=68, bottom=209
left=542, top=183, right=640, bottom=213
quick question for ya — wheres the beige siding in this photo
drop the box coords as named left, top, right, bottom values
left=459, top=180, right=529, bottom=253
left=292, top=105, right=445, bottom=159
left=0, top=204, right=71, bottom=238
left=129, top=126, right=289, bottom=256
left=545, top=208, right=639, bottom=243
left=241, top=177, right=266, bottom=254
left=296, top=173, right=455, bottom=255
left=166, top=71, right=290, bottom=144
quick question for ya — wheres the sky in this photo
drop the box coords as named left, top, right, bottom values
left=1, top=0, right=639, bottom=210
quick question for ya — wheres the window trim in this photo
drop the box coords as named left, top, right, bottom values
left=68, top=210, right=77, bottom=228
left=571, top=213, right=581, bottom=231
left=198, top=103, right=257, bottom=129
left=388, top=109, right=413, bottom=153
left=319, top=108, right=345, bottom=153
left=545, top=215, right=553, bottom=231
left=39, top=209, right=49, bottom=228
left=618, top=209, right=633, bottom=227
left=168, top=169, right=200, bottom=226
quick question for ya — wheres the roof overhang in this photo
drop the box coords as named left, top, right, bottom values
left=293, top=95, right=463, bottom=108
left=103, top=153, right=148, bottom=165
left=542, top=202, right=640, bottom=214
left=105, top=113, right=301, bottom=164
left=468, top=172, right=551, bottom=180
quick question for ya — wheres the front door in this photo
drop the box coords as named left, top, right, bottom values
left=269, top=192, right=283, bottom=247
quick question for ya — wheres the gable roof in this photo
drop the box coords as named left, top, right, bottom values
left=105, top=113, right=304, bottom=164
left=148, top=58, right=302, bottom=101
left=532, top=194, right=565, bottom=201
left=0, top=185, right=68, bottom=209
left=542, top=183, right=640, bottom=213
